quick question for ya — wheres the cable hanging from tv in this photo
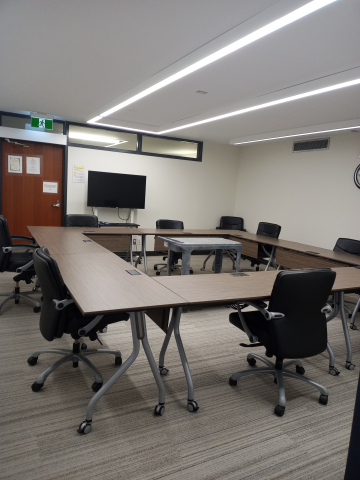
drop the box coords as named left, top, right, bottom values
left=118, top=208, right=131, bottom=221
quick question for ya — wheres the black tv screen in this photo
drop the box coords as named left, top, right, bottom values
left=87, top=171, right=146, bottom=209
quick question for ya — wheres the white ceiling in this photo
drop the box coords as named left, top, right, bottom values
left=1, top=0, right=359, bottom=144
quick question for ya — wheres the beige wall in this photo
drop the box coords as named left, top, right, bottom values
left=67, top=142, right=239, bottom=238
left=234, top=132, right=360, bottom=249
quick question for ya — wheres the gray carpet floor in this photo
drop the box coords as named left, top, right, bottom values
left=0, top=255, right=359, bottom=480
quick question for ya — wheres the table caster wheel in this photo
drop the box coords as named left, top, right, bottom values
left=274, top=405, right=285, bottom=417
left=33, top=306, right=41, bottom=313
left=187, top=400, right=199, bottom=412
left=296, top=365, right=305, bottom=375
left=115, top=356, right=122, bottom=366
left=200, top=267, right=205, bottom=271
left=229, top=377, right=237, bottom=386
left=91, top=382, right=103, bottom=392
left=319, top=394, right=328, bottom=405
left=346, top=362, right=356, bottom=370
left=159, top=366, right=169, bottom=376
left=329, top=366, right=340, bottom=376
left=27, top=356, right=38, bottom=366
left=31, top=382, right=44, bottom=392
left=350, top=324, right=357, bottom=330
left=156, top=271, right=160, bottom=276
left=78, top=420, right=92, bottom=434
left=154, top=404, right=165, bottom=416
left=81, top=343, right=87, bottom=350
left=247, top=357, right=256, bottom=367
left=154, top=266, right=158, bottom=270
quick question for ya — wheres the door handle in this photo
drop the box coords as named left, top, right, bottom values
left=52, top=200, right=61, bottom=208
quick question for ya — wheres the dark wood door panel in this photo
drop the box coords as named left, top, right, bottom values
left=2, top=140, right=63, bottom=237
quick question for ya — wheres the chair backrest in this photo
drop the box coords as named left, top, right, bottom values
left=156, top=219, right=184, bottom=229
left=33, top=247, right=69, bottom=341
left=65, top=214, right=98, bottom=228
left=267, top=269, right=336, bottom=359
left=333, top=238, right=360, bottom=256
left=256, top=222, right=281, bottom=239
left=0, top=215, right=13, bottom=272
left=219, top=216, right=244, bottom=230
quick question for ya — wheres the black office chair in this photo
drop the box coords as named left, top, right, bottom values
left=0, top=215, right=41, bottom=313
left=28, top=246, right=129, bottom=393
left=65, top=214, right=98, bottom=227
left=228, top=268, right=336, bottom=417
left=333, top=238, right=360, bottom=329
left=245, top=222, right=281, bottom=271
left=201, top=216, right=245, bottom=271
left=154, top=219, right=193, bottom=275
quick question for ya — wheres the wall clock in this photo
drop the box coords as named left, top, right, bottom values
left=355, top=164, right=360, bottom=189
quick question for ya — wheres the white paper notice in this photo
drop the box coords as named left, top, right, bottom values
left=8, top=155, right=22, bottom=173
left=43, top=182, right=58, bottom=194
left=73, top=165, right=85, bottom=183
left=26, top=157, right=41, bottom=174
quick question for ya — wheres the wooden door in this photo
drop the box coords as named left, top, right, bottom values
left=1, top=140, right=64, bottom=237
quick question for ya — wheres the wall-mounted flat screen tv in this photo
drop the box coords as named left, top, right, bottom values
left=87, top=171, right=146, bottom=209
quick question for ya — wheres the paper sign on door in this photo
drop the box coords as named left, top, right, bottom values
left=43, top=182, right=58, bottom=194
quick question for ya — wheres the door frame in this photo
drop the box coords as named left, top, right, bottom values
left=0, top=112, right=67, bottom=225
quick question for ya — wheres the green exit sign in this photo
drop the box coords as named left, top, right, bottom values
left=31, top=117, right=53, bottom=130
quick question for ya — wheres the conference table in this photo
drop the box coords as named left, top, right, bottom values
left=27, top=225, right=360, bottom=423
left=154, top=267, right=360, bottom=409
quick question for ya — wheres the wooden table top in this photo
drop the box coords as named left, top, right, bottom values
left=28, top=226, right=360, bottom=266
left=154, top=267, right=360, bottom=305
left=52, top=253, right=188, bottom=315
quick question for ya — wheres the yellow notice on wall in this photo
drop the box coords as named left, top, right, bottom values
left=73, top=165, right=85, bottom=183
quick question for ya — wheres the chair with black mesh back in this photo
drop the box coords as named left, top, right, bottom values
left=28, top=246, right=129, bottom=393
left=228, top=268, right=336, bottom=417
left=244, top=222, right=281, bottom=271
left=0, top=215, right=41, bottom=313
left=333, top=238, right=360, bottom=329
left=154, top=219, right=193, bottom=275
left=65, top=214, right=98, bottom=227
left=201, top=216, right=245, bottom=271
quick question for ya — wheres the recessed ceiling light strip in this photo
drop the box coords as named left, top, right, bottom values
left=159, top=78, right=360, bottom=134
left=89, top=0, right=337, bottom=122
left=233, top=126, right=360, bottom=145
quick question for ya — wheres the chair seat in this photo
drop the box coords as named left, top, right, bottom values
left=229, top=310, right=272, bottom=346
left=64, top=303, right=129, bottom=337
left=7, top=251, right=34, bottom=271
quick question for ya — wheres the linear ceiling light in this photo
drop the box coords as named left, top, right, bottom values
left=158, top=78, right=360, bottom=134
left=88, top=0, right=337, bottom=123
left=105, top=141, right=128, bottom=147
left=68, top=132, right=128, bottom=144
left=233, top=126, right=360, bottom=145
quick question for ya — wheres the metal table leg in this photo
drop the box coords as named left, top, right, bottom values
left=339, top=291, right=356, bottom=370
left=77, top=311, right=165, bottom=434
left=213, top=249, right=223, bottom=273
left=181, top=252, right=192, bottom=275
left=142, top=234, right=148, bottom=275
left=159, top=311, right=175, bottom=375
left=129, top=236, right=133, bottom=265
left=235, top=248, right=241, bottom=272
left=350, top=296, right=360, bottom=330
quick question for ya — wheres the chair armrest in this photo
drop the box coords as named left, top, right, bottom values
left=2, top=244, right=38, bottom=253
left=53, top=298, right=75, bottom=310
left=78, top=315, right=104, bottom=337
left=321, top=303, right=332, bottom=314
left=11, top=235, right=36, bottom=244
left=236, top=300, right=284, bottom=342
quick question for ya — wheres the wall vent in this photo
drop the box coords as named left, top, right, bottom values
left=293, top=138, right=329, bottom=152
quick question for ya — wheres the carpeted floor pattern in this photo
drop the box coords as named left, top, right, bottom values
left=0, top=255, right=359, bottom=480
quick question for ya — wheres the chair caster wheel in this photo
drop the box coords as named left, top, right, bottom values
left=200, top=268, right=205, bottom=271
left=348, top=313, right=353, bottom=319
left=190, top=270, right=193, bottom=274
left=159, top=367, right=169, bottom=376
left=274, top=405, right=285, bottom=417
left=33, top=306, right=41, bottom=313
left=187, top=400, right=199, bottom=412
left=31, top=382, right=44, bottom=392
left=319, top=394, right=328, bottom=405
left=247, top=357, right=256, bottom=367
left=115, top=356, right=122, bottom=366
left=346, top=362, right=356, bottom=370
left=27, top=356, right=38, bottom=366
left=154, top=266, right=158, bottom=270
left=329, top=366, right=340, bottom=376
left=154, top=404, right=165, bottom=416
left=100, top=327, right=107, bottom=333
left=232, top=266, right=236, bottom=270
left=91, top=382, right=103, bottom=392
left=229, top=377, right=237, bottom=386
left=156, top=271, right=160, bottom=276
left=81, top=343, right=87, bottom=350
left=78, top=421, right=92, bottom=434
left=350, top=324, right=357, bottom=330
left=15, top=299, right=19, bottom=304
left=296, top=365, right=305, bottom=375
